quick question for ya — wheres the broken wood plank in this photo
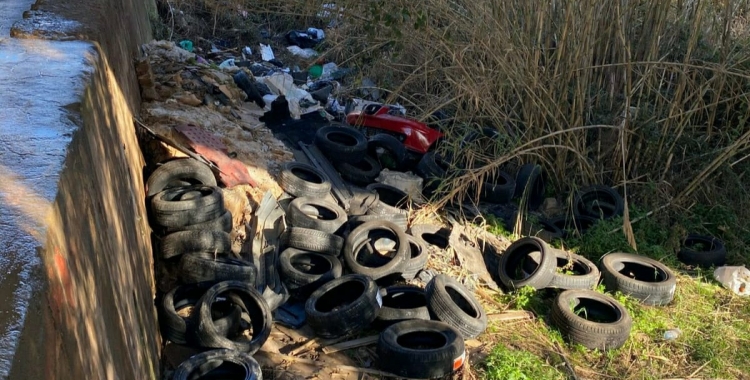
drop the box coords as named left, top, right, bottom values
left=288, top=337, right=323, bottom=356
left=487, top=310, right=535, bottom=322
left=256, top=351, right=398, bottom=378
left=322, top=336, right=379, bottom=354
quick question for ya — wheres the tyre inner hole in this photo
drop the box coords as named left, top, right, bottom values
left=571, top=298, right=620, bottom=323
left=487, top=171, right=508, bottom=185
left=614, top=261, right=667, bottom=282
left=351, top=158, right=375, bottom=171
left=291, top=254, right=332, bottom=275
left=383, top=290, right=427, bottom=309
left=555, top=257, right=589, bottom=276
left=408, top=240, right=423, bottom=259
left=355, top=231, right=400, bottom=267
left=315, top=280, right=365, bottom=313
left=505, top=242, right=544, bottom=280
left=300, top=204, right=338, bottom=221
left=420, top=231, right=449, bottom=249
left=684, top=237, right=716, bottom=251
left=328, top=132, right=358, bottom=146
left=291, top=167, right=324, bottom=184
left=578, top=191, right=617, bottom=217
left=371, top=186, right=409, bottom=208
left=446, top=286, right=479, bottom=318
left=396, top=331, right=448, bottom=350
left=192, top=360, right=248, bottom=379
left=212, top=291, right=257, bottom=341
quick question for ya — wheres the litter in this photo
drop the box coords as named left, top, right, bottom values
left=287, top=45, right=319, bottom=59
left=260, top=43, right=275, bottom=61
left=375, top=169, right=424, bottom=201
left=262, top=73, right=321, bottom=119
left=178, top=40, right=193, bottom=52
left=714, top=265, right=750, bottom=296
left=218, top=58, right=236, bottom=69
left=286, top=28, right=325, bottom=49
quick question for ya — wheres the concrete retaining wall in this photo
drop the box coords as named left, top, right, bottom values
left=1, top=0, right=161, bottom=378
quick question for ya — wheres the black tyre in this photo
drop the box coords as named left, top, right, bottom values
left=416, top=152, right=449, bottom=196
left=335, top=155, right=382, bottom=185
left=401, top=234, right=428, bottom=280
left=305, top=274, right=380, bottom=338
left=678, top=234, right=727, bottom=267
left=160, top=282, right=243, bottom=345
left=377, top=285, right=431, bottom=324
left=349, top=213, right=408, bottom=231
left=377, top=320, right=465, bottom=379
left=179, top=252, right=257, bottom=285
left=344, top=220, right=410, bottom=280
left=573, top=185, right=624, bottom=220
left=426, top=274, right=487, bottom=339
left=365, top=183, right=414, bottom=216
left=409, top=224, right=451, bottom=251
left=283, top=227, right=343, bottom=256
left=146, top=158, right=217, bottom=197
left=600, top=253, right=676, bottom=306
left=279, top=162, right=331, bottom=198
left=517, top=217, right=563, bottom=243
left=314, top=125, right=368, bottom=162
left=195, top=281, right=272, bottom=354
left=279, top=248, right=343, bottom=298
left=480, top=170, right=516, bottom=204
left=160, top=230, right=232, bottom=259
left=163, top=210, right=233, bottom=234
left=172, top=348, right=263, bottom=380
left=498, top=237, right=556, bottom=290
left=288, top=197, right=347, bottom=234
left=151, top=185, right=225, bottom=228
left=550, top=289, right=632, bottom=350
left=513, top=164, right=546, bottom=211
left=523, top=250, right=600, bottom=290
left=368, top=134, right=407, bottom=170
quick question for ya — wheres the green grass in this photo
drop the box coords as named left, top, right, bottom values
left=480, top=209, right=750, bottom=380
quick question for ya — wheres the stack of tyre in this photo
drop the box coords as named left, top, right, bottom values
left=494, top=236, right=677, bottom=350
left=146, top=158, right=265, bottom=379
left=277, top=160, right=488, bottom=379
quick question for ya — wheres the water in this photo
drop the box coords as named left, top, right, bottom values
left=0, top=0, right=92, bottom=376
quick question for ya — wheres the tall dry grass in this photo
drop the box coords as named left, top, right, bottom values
left=160, top=0, right=750, bottom=223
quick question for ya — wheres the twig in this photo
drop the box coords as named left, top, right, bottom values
left=321, top=336, right=379, bottom=354
left=487, top=310, right=535, bottom=322
left=255, top=351, right=398, bottom=377
left=688, top=360, right=711, bottom=378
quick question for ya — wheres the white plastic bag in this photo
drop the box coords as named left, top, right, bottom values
left=714, top=265, right=750, bottom=296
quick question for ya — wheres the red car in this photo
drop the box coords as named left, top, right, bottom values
left=346, top=104, right=443, bottom=154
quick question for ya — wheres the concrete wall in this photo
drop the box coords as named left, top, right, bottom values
left=3, top=0, right=161, bottom=379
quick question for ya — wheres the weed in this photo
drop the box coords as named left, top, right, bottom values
left=483, top=344, right=565, bottom=380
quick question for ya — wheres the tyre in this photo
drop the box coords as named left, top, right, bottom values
left=498, top=237, right=556, bottom=290
left=283, top=227, right=343, bottom=256
left=305, top=274, right=380, bottom=338
left=151, top=185, right=225, bottom=228
left=573, top=185, right=624, bottom=220
left=458, top=127, right=501, bottom=168
left=416, top=152, right=449, bottom=196
left=550, top=289, right=632, bottom=350
left=146, top=158, right=217, bottom=197
left=518, top=217, right=563, bottom=243
left=677, top=234, right=727, bottom=267
left=349, top=213, right=408, bottom=231
left=600, top=253, right=676, bottom=306
left=365, top=183, right=413, bottom=216
left=401, top=234, right=428, bottom=280
left=279, top=248, right=342, bottom=299
left=179, top=252, right=257, bottom=285
left=160, top=282, right=243, bottom=345
left=377, top=320, right=465, bottom=379
left=368, top=134, right=407, bottom=170
left=335, top=155, right=382, bottom=185
left=279, top=162, right=331, bottom=198
left=195, top=281, right=272, bottom=354
left=523, top=250, right=600, bottom=290
left=288, top=197, right=347, bottom=234
left=314, top=125, right=368, bottom=162
left=480, top=170, right=516, bottom=204
left=549, top=214, right=599, bottom=238
left=163, top=210, right=233, bottom=234
left=172, top=348, right=263, bottom=380
left=409, top=224, right=451, bottom=250
left=513, top=164, right=546, bottom=211
left=160, top=230, right=232, bottom=259
left=344, top=220, right=410, bottom=280
left=377, top=285, right=431, bottom=325
left=426, top=274, right=487, bottom=339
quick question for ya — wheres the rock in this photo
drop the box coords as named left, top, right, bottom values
left=541, top=197, right=562, bottom=218
left=176, top=93, right=203, bottom=106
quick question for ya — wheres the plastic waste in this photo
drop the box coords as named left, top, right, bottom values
left=259, top=43, right=275, bottom=61
left=178, top=40, right=194, bottom=52
left=714, top=265, right=750, bottom=296
left=309, top=64, right=324, bottom=79
left=218, top=58, right=236, bottom=69
left=375, top=169, right=424, bottom=201
left=287, top=45, right=319, bottom=59
left=317, top=4, right=345, bottom=28
left=663, top=328, right=681, bottom=341
left=243, top=46, right=252, bottom=55
left=286, top=28, right=325, bottom=49
left=262, top=73, right=321, bottom=118
left=319, top=62, right=339, bottom=80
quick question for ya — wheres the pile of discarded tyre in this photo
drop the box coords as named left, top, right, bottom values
left=144, top=155, right=488, bottom=379
left=278, top=159, right=486, bottom=379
